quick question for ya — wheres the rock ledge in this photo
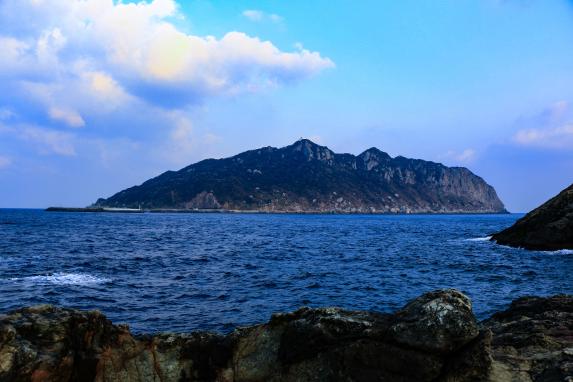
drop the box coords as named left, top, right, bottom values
left=492, top=183, right=573, bottom=250
left=1, top=290, right=571, bottom=381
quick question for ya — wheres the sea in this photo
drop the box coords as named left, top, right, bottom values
left=0, top=209, right=571, bottom=334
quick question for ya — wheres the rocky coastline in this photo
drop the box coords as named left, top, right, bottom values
left=1, top=290, right=571, bottom=382
left=492, top=183, right=573, bottom=250
left=45, top=207, right=507, bottom=215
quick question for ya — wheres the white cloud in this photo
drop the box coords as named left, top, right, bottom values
left=457, top=148, right=476, bottom=162
left=242, top=10, right=264, bottom=21
left=441, top=148, right=477, bottom=164
left=242, top=9, right=284, bottom=23
left=513, top=124, right=573, bottom=149
left=48, top=107, right=85, bottom=128
left=80, top=70, right=131, bottom=108
left=0, top=1, right=330, bottom=103
left=36, top=28, right=66, bottom=65
left=0, top=0, right=332, bottom=174
left=0, top=37, right=29, bottom=69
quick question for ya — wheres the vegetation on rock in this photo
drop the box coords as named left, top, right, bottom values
left=95, top=139, right=506, bottom=213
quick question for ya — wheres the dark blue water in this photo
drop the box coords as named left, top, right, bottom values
left=0, top=210, right=571, bottom=333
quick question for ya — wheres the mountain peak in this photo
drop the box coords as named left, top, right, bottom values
left=287, top=138, right=334, bottom=162
left=359, top=147, right=391, bottom=159
left=358, top=147, right=391, bottom=170
left=289, top=138, right=321, bottom=149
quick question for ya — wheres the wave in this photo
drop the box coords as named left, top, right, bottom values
left=489, top=242, right=573, bottom=255
left=546, top=249, right=573, bottom=255
left=10, top=273, right=111, bottom=286
left=465, top=236, right=492, bottom=242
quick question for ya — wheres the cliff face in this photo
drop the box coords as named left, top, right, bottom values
left=1, top=290, right=571, bottom=382
left=95, top=139, right=506, bottom=213
left=491, top=183, right=573, bottom=250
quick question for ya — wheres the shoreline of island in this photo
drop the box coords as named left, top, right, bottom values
left=45, top=206, right=511, bottom=215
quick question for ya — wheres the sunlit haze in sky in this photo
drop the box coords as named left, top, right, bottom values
left=1, top=0, right=572, bottom=211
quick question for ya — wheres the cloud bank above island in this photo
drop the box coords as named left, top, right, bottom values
left=0, top=0, right=333, bottom=153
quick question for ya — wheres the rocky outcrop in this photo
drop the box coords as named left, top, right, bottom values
left=95, top=139, right=506, bottom=214
left=492, top=183, right=573, bottom=250
left=184, top=191, right=221, bottom=210
left=1, top=290, right=570, bottom=381
left=484, top=295, right=573, bottom=381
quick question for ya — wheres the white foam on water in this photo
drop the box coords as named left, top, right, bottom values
left=489, top=243, right=573, bottom=255
left=546, top=249, right=573, bottom=255
left=10, top=273, right=111, bottom=286
left=465, top=236, right=492, bottom=242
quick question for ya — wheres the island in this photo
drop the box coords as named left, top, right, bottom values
left=93, top=139, right=506, bottom=214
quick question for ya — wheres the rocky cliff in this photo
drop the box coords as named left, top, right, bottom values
left=491, top=183, right=573, bottom=250
left=95, top=139, right=506, bottom=213
left=1, top=290, right=571, bottom=381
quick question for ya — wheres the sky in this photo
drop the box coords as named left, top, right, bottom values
left=0, top=0, right=572, bottom=212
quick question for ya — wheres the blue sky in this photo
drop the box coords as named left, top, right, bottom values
left=0, top=0, right=572, bottom=211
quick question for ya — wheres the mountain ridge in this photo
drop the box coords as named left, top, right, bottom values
left=95, top=139, right=506, bottom=213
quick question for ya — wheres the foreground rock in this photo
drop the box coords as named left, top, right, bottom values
left=492, top=183, right=573, bottom=250
left=484, top=295, right=573, bottom=381
left=0, top=290, right=571, bottom=382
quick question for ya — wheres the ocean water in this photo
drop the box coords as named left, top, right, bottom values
left=0, top=209, right=571, bottom=334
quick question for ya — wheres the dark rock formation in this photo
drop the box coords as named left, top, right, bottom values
left=95, top=139, right=506, bottom=213
left=387, top=289, right=479, bottom=353
left=484, top=295, right=573, bottom=381
left=492, top=183, right=573, bottom=250
left=1, top=290, right=570, bottom=381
